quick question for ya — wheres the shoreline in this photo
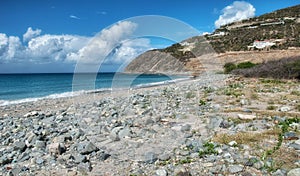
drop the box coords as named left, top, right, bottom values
left=0, top=74, right=192, bottom=107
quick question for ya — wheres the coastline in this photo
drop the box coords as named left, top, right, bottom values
left=1, top=73, right=299, bottom=175
left=0, top=73, right=190, bottom=107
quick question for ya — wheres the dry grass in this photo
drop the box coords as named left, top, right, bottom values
left=268, top=147, right=300, bottom=170
left=212, top=128, right=281, bottom=147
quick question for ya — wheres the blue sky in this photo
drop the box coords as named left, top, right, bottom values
left=0, top=0, right=299, bottom=73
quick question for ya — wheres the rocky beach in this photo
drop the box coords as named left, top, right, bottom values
left=0, top=73, right=299, bottom=176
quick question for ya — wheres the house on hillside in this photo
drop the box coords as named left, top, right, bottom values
left=248, top=40, right=276, bottom=51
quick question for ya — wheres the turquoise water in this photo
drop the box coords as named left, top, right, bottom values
left=0, top=73, right=186, bottom=105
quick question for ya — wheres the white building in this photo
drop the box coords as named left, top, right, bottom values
left=248, top=40, right=276, bottom=50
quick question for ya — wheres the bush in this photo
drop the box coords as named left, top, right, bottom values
left=224, top=62, right=237, bottom=73
left=224, top=61, right=256, bottom=74
left=232, top=56, right=300, bottom=80
left=237, top=61, right=256, bottom=69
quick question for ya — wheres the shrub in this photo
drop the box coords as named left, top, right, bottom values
left=224, top=62, right=237, bottom=73
left=224, top=61, right=256, bottom=74
left=232, top=56, right=300, bottom=80
left=237, top=61, right=256, bottom=69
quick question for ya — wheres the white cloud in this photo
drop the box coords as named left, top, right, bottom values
left=67, top=21, right=141, bottom=64
left=26, top=34, right=89, bottom=62
left=109, top=38, right=151, bottom=64
left=0, top=29, right=89, bottom=63
left=69, top=15, right=80, bottom=20
left=0, top=21, right=150, bottom=70
left=0, top=34, right=8, bottom=56
left=215, top=1, right=255, bottom=28
left=23, top=27, right=42, bottom=42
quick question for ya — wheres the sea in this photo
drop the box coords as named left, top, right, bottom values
left=0, top=73, right=188, bottom=106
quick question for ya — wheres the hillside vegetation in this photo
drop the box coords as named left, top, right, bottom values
left=230, top=56, right=300, bottom=80
left=207, top=5, right=300, bottom=53
left=125, top=5, right=300, bottom=74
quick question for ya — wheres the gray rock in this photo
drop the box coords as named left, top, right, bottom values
left=77, top=162, right=92, bottom=173
left=11, top=165, right=22, bottom=176
left=144, top=118, right=155, bottom=125
left=174, top=166, right=190, bottom=176
left=279, top=106, right=290, bottom=112
left=13, top=141, right=27, bottom=152
left=190, top=152, right=199, bottom=159
left=228, top=165, right=243, bottom=174
left=36, top=158, right=44, bottom=165
left=98, top=151, right=110, bottom=161
left=206, top=155, right=217, bottom=162
left=289, top=143, right=300, bottom=150
left=291, top=139, right=300, bottom=149
left=72, top=154, right=87, bottom=164
left=0, top=155, right=12, bottom=165
left=179, top=150, right=190, bottom=156
left=219, top=119, right=231, bottom=128
left=284, top=132, right=298, bottom=140
left=208, top=117, right=222, bottom=129
left=74, top=129, right=85, bottom=139
left=18, top=152, right=30, bottom=162
left=158, top=153, right=171, bottom=161
left=48, top=142, right=66, bottom=156
left=118, top=126, right=132, bottom=138
left=181, top=124, right=191, bottom=132
left=272, top=169, right=285, bottom=176
left=287, top=168, right=300, bottom=176
left=156, top=169, right=168, bottom=176
left=35, top=140, right=46, bottom=149
left=253, top=161, right=264, bottom=170
left=144, top=152, right=157, bottom=164
left=244, top=157, right=258, bottom=167
left=274, top=116, right=285, bottom=123
left=109, top=127, right=122, bottom=141
left=80, top=142, right=99, bottom=155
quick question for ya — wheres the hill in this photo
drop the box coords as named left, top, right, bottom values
left=124, top=5, right=300, bottom=74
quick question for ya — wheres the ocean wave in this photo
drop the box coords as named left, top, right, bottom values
left=0, top=77, right=190, bottom=106
left=0, top=87, right=117, bottom=107
left=131, top=77, right=191, bottom=89
left=0, top=91, right=81, bottom=107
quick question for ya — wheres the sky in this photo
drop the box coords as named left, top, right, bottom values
left=0, top=0, right=299, bottom=73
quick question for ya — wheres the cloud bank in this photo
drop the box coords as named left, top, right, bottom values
left=215, top=1, right=255, bottom=28
left=0, top=21, right=151, bottom=72
left=67, top=21, right=149, bottom=65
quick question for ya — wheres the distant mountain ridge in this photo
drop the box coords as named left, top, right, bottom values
left=124, top=5, right=300, bottom=74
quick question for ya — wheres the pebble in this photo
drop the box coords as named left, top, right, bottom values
left=289, top=140, right=300, bottom=150
left=272, top=169, right=285, bottom=176
left=228, top=164, right=243, bottom=174
left=48, top=142, right=65, bottom=156
left=77, top=162, right=92, bottom=173
left=279, top=106, right=291, bottom=112
left=181, top=124, right=191, bottom=132
left=155, top=169, right=168, bottom=176
left=144, top=152, right=158, bottom=164
left=36, top=158, right=44, bottom=165
left=228, top=141, right=237, bottom=147
left=237, top=114, right=256, bottom=120
left=253, top=161, right=264, bottom=170
left=13, top=141, right=27, bottom=152
left=79, top=142, right=99, bottom=155
left=287, top=168, right=300, bottom=176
